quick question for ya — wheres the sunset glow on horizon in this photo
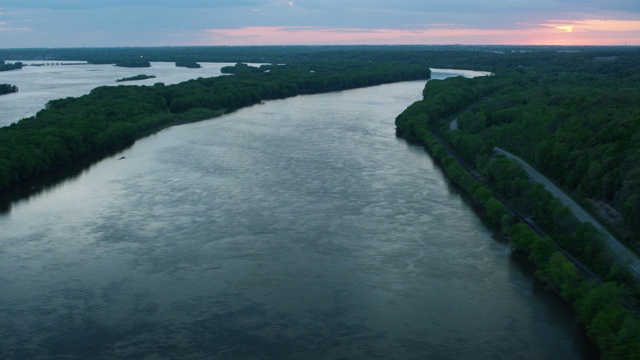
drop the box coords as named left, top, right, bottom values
left=0, top=1, right=639, bottom=48
left=203, top=19, right=640, bottom=47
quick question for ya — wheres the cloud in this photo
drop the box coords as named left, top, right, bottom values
left=2, top=0, right=639, bottom=47
left=4, top=0, right=639, bottom=14
left=202, top=25, right=552, bottom=45
left=0, top=25, right=31, bottom=31
left=553, top=0, right=640, bottom=12
left=0, top=9, right=32, bottom=32
left=202, top=21, right=640, bottom=46
left=0, top=0, right=267, bottom=10
left=543, top=19, right=640, bottom=32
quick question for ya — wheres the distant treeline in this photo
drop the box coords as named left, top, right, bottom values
left=0, top=84, right=18, bottom=95
left=395, top=50, right=640, bottom=360
left=0, top=62, right=430, bottom=190
left=1, top=45, right=639, bottom=73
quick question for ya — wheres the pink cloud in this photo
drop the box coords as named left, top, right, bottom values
left=203, top=22, right=639, bottom=46
left=542, top=19, right=640, bottom=34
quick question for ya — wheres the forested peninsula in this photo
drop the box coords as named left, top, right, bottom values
left=0, top=62, right=430, bottom=190
left=395, top=51, right=640, bottom=359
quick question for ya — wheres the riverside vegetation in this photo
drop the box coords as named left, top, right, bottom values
left=395, top=50, right=640, bottom=359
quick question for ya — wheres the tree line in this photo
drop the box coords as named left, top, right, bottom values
left=2, top=45, right=638, bottom=73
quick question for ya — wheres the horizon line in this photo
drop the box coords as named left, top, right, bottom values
left=1, top=44, right=639, bottom=50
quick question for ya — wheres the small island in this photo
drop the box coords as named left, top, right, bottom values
left=0, top=83, right=18, bottom=95
left=176, top=61, right=201, bottom=69
left=116, top=74, right=156, bottom=82
left=221, top=62, right=264, bottom=74
left=0, top=60, right=23, bottom=72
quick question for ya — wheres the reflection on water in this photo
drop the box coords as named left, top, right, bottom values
left=0, top=73, right=595, bottom=359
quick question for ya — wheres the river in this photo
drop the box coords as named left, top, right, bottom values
left=0, top=70, right=595, bottom=359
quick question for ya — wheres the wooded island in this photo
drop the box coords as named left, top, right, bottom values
left=116, top=74, right=157, bottom=82
left=0, top=83, right=18, bottom=95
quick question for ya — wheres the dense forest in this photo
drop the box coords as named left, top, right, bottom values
left=0, top=84, right=18, bottom=95
left=395, top=49, right=640, bottom=360
left=455, top=73, right=640, bottom=245
left=0, top=61, right=430, bottom=190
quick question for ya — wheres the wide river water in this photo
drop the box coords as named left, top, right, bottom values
left=0, top=68, right=596, bottom=359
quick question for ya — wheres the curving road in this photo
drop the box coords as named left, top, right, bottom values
left=495, top=147, right=640, bottom=281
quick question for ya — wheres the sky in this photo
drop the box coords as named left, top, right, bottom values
left=1, top=0, right=640, bottom=48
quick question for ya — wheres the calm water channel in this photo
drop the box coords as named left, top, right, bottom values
left=0, top=70, right=596, bottom=359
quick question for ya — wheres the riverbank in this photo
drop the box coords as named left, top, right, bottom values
left=395, top=74, right=640, bottom=360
